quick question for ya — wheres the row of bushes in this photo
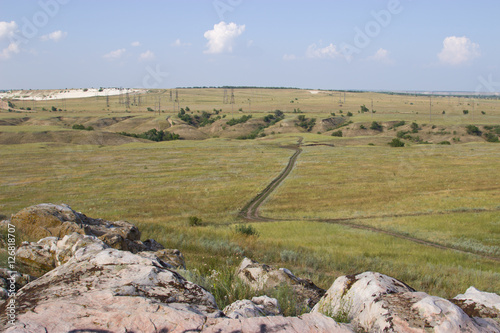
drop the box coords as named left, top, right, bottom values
left=119, top=128, right=180, bottom=142
left=72, top=124, right=94, bottom=131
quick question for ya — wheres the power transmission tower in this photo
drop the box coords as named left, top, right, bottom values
left=371, top=99, right=374, bottom=118
left=126, top=92, right=130, bottom=109
left=175, top=90, right=179, bottom=111
left=158, top=97, right=161, bottom=115
left=106, top=93, right=109, bottom=108
left=169, top=90, right=172, bottom=102
left=230, top=89, right=235, bottom=118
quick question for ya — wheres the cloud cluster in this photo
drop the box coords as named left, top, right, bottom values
left=204, top=21, right=245, bottom=54
left=306, top=43, right=342, bottom=59
left=139, top=50, right=155, bottom=61
left=103, top=48, right=126, bottom=60
left=367, top=48, right=392, bottom=64
left=40, top=30, right=67, bottom=42
left=0, top=21, right=20, bottom=60
left=438, top=36, right=480, bottom=66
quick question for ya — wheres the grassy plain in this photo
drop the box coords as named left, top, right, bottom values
left=1, top=88, right=499, bottom=299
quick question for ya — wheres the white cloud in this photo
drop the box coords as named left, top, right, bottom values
left=40, top=30, right=67, bottom=42
left=0, top=21, right=18, bottom=40
left=283, top=54, right=296, bottom=61
left=131, top=41, right=140, bottom=47
left=438, top=36, right=480, bottom=66
left=203, top=21, right=245, bottom=54
left=139, top=50, right=155, bottom=61
left=306, top=43, right=342, bottom=59
left=367, top=48, right=392, bottom=64
left=0, top=21, right=20, bottom=60
left=0, top=41, right=20, bottom=60
left=103, top=48, right=126, bottom=60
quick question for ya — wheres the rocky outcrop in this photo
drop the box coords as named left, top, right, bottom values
left=10, top=203, right=160, bottom=254
left=1, top=247, right=221, bottom=332
left=452, top=287, right=500, bottom=323
left=16, top=233, right=108, bottom=274
left=223, top=295, right=282, bottom=319
left=8, top=204, right=168, bottom=276
left=3, top=205, right=500, bottom=332
left=312, top=271, right=500, bottom=333
left=237, top=257, right=326, bottom=310
left=2, top=246, right=354, bottom=333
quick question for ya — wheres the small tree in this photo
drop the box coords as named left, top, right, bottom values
left=331, top=130, right=343, bottom=137
left=466, top=125, right=481, bottom=136
left=370, top=121, right=383, bottom=131
left=360, top=105, right=369, bottom=113
left=388, top=138, right=405, bottom=147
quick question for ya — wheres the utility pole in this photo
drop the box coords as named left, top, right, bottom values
left=371, top=99, right=374, bottom=118
left=158, top=97, right=161, bottom=116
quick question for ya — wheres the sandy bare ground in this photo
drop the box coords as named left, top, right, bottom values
left=0, top=88, right=145, bottom=101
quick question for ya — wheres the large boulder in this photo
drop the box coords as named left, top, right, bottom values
left=312, top=271, right=500, bottom=333
left=1, top=248, right=221, bottom=332
left=10, top=203, right=164, bottom=254
left=452, top=287, right=500, bottom=323
left=237, top=257, right=326, bottom=310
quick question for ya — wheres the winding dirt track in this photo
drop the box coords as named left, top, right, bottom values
left=239, top=138, right=303, bottom=220
left=238, top=138, right=500, bottom=262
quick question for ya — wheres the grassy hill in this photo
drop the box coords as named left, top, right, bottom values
left=1, top=88, right=499, bottom=298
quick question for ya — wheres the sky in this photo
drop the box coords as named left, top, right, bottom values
left=1, top=0, right=500, bottom=92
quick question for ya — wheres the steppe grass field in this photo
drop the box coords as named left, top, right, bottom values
left=1, top=88, right=499, bottom=302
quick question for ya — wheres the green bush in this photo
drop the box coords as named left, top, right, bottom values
left=484, top=132, right=499, bottom=143
left=226, top=115, right=252, bottom=126
left=438, top=141, right=451, bottom=145
left=465, top=125, right=481, bottom=136
left=119, top=129, right=180, bottom=142
left=331, top=130, right=343, bottom=137
left=388, top=138, right=405, bottom=147
left=235, top=224, right=259, bottom=237
left=370, top=121, right=383, bottom=131
left=72, top=124, right=94, bottom=131
left=346, top=111, right=353, bottom=117
left=188, top=216, right=203, bottom=226
left=410, top=122, right=419, bottom=133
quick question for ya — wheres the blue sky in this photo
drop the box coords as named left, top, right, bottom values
left=1, top=0, right=499, bottom=92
